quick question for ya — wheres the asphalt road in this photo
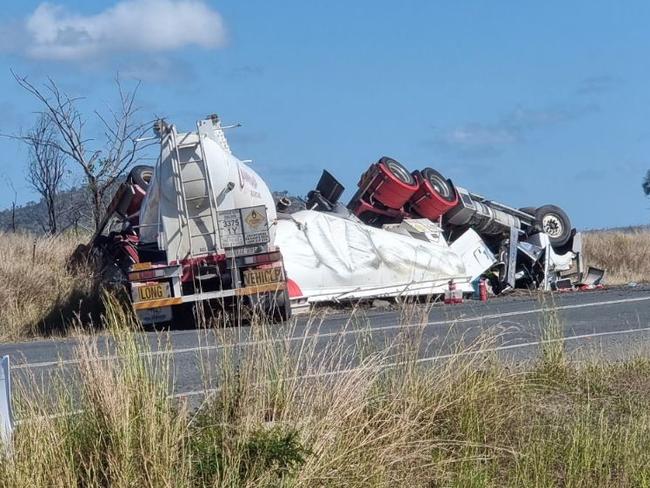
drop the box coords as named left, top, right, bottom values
left=3, top=285, right=650, bottom=404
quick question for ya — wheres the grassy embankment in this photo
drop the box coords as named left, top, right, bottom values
left=0, top=229, right=649, bottom=341
left=0, top=232, right=95, bottom=341
left=1, top=296, right=650, bottom=487
left=582, top=229, right=650, bottom=285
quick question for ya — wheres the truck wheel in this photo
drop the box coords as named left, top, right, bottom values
left=128, top=165, right=154, bottom=189
left=67, top=243, right=90, bottom=272
left=275, top=289, right=292, bottom=322
left=380, top=157, right=416, bottom=186
left=247, top=290, right=291, bottom=324
left=534, top=205, right=572, bottom=247
left=420, top=167, right=456, bottom=202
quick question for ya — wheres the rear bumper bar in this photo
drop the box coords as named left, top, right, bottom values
left=132, top=282, right=286, bottom=310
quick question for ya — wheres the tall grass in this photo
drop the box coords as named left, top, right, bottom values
left=0, top=232, right=95, bottom=341
left=583, top=229, right=650, bottom=284
left=3, top=296, right=650, bottom=487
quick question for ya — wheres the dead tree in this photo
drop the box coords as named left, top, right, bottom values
left=25, top=114, right=66, bottom=234
left=12, top=72, right=151, bottom=231
left=5, top=179, right=17, bottom=233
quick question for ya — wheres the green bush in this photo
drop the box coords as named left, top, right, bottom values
left=189, top=419, right=309, bottom=486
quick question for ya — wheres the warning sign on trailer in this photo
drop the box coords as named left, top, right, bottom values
left=241, top=205, right=270, bottom=245
left=217, top=209, right=245, bottom=247
left=217, top=206, right=269, bottom=248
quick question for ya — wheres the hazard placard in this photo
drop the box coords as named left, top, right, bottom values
left=241, top=205, right=270, bottom=245
left=217, top=206, right=270, bottom=248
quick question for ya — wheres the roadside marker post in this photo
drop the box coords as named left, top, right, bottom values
left=0, top=356, right=14, bottom=449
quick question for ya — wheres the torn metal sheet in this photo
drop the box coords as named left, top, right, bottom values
left=579, top=266, right=606, bottom=286
left=526, top=233, right=576, bottom=272
left=518, top=241, right=544, bottom=262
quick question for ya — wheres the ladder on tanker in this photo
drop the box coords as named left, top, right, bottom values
left=168, top=124, right=221, bottom=260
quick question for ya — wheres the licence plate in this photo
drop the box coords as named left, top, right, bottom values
left=243, top=267, right=283, bottom=287
left=133, top=282, right=170, bottom=302
left=137, top=307, right=172, bottom=324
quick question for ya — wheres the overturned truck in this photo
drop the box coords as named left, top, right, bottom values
left=279, top=157, right=602, bottom=309
left=77, top=115, right=603, bottom=324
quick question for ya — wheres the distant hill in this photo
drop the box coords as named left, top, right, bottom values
left=0, top=186, right=93, bottom=234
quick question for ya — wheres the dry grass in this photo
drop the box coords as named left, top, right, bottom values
left=0, top=227, right=647, bottom=341
left=0, top=232, right=96, bottom=341
left=583, top=229, right=650, bottom=285
left=3, top=297, right=650, bottom=487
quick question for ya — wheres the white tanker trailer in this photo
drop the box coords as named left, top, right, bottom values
left=80, top=115, right=291, bottom=324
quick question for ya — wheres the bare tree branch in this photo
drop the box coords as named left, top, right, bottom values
left=12, top=71, right=151, bottom=231
left=25, top=114, right=67, bottom=234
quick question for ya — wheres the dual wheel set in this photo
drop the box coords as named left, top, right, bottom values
left=352, top=157, right=458, bottom=222
left=353, top=156, right=572, bottom=248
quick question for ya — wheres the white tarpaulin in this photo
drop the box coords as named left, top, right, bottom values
left=275, top=210, right=495, bottom=302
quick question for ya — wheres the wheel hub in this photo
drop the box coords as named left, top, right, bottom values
left=386, top=161, right=412, bottom=184
left=428, top=175, right=450, bottom=198
left=542, top=214, right=563, bottom=238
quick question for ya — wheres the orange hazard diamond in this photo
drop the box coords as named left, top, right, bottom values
left=245, top=209, right=265, bottom=228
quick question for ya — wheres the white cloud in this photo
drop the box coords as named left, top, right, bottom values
left=433, top=103, right=598, bottom=158
left=440, top=124, right=518, bottom=148
left=4, top=0, right=226, bottom=62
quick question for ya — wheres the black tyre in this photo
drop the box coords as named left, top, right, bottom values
left=420, top=167, right=456, bottom=202
left=247, top=289, right=292, bottom=323
left=67, top=243, right=90, bottom=272
left=379, top=157, right=416, bottom=186
left=534, top=205, right=572, bottom=247
left=275, top=289, right=292, bottom=322
left=128, top=165, right=154, bottom=189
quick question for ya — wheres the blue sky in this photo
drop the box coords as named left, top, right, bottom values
left=0, top=0, right=649, bottom=229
